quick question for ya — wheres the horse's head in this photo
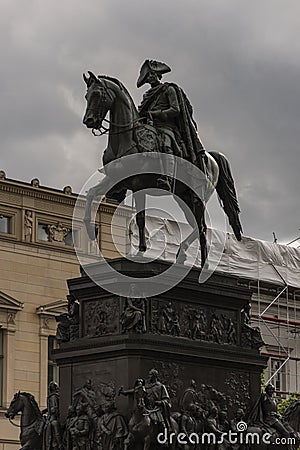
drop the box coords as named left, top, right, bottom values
left=5, top=391, right=23, bottom=419
left=83, top=71, right=115, bottom=131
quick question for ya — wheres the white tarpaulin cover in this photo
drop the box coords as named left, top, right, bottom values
left=129, top=216, right=300, bottom=288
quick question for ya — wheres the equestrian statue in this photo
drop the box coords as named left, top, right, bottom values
left=82, top=60, right=243, bottom=267
left=245, top=383, right=300, bottom=450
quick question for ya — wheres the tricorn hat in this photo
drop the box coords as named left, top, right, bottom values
left=137, top=59, right=171, bottom=88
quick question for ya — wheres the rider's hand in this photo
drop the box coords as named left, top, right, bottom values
left=144, top=111, right=154, bottom=125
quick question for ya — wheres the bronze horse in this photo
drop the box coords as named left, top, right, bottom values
left=119, top=380, right=179, bottom=450
left=6, top=391, right=44, bottom=450
left=245, top=400, right=300, bottom=450
left=82, top=71, right=242, bottom=267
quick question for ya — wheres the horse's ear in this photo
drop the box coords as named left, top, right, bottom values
left=17, top=390, right=20, bottom=395
left=88, top=71, right=98, bottom=82
left=83, top=73, right=89, bottom=85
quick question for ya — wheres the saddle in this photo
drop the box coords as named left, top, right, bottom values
left=134, top=123, right=158, bottom=153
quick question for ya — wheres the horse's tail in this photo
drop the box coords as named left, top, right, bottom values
left=209, top=151, right=243, bottom=241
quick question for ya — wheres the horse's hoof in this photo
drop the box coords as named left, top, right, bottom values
left=201, top=261, right=209, bottom=270
left=139, top=245, right=147, bottom=253
left=176, top=248, right=187, bottom=265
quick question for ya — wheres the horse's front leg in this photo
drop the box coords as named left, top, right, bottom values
left=18, top=438, right=33, bottom=450
left=83, top=177, right=111, bottom=240
left=134, top=191, right=147, bottom=253
left=83, top=186, right=100, bottom=240
left=124, top=432, right=135, bottom=450
left=136, top=210, right=146, bottom=252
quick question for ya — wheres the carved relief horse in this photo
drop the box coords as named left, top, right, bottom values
left=82, top=71, right=242, bottom=267
left=6, top=391, right=44, bottom=450
left=124, top=402, right=179, bottom=450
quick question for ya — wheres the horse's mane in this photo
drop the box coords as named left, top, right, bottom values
left=99, top=75, right=138, bottom=114
left=20, top=392, right=42, bottom=418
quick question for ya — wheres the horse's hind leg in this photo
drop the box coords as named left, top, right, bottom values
left=19, top=442, right=34, bottom=450
left=134, top=191, right=147, bottom=253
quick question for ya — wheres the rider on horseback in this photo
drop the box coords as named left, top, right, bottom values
left=144, top=368, right=172, bottom=432
left=137, top=59, right=205, bottom=191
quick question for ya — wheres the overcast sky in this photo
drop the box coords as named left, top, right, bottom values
left=1, top=0, right=299, bottom=244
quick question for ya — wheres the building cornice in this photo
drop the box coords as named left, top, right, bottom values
left=0, top=180, right=78, bottom=205
left=36, top=299, right=68, bottom=317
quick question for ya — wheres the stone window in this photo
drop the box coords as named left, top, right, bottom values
left=38, top=222, right=78, bottom=247
left=48, top=336, right=59, bottom=384
left=0, top=215, right=11, bottom=234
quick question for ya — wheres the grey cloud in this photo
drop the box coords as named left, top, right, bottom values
left=0, top=0, right=299, bottom=244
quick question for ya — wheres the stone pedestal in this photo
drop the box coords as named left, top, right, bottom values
left=54, top=258, right=267, bottom=423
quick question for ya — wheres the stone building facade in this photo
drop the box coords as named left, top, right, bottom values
left=0, top=173, right=299, bottom=449
left=0, top=173, right=130, bottom=450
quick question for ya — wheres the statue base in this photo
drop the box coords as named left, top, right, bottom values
left=54, top=257, right=267, bottom=424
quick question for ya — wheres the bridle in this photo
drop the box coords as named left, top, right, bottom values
left=8, top=417, right=22, bottom=428
left=8, top=414, right=37, bottom=429
left=7, top=396, right=42, bottom=429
